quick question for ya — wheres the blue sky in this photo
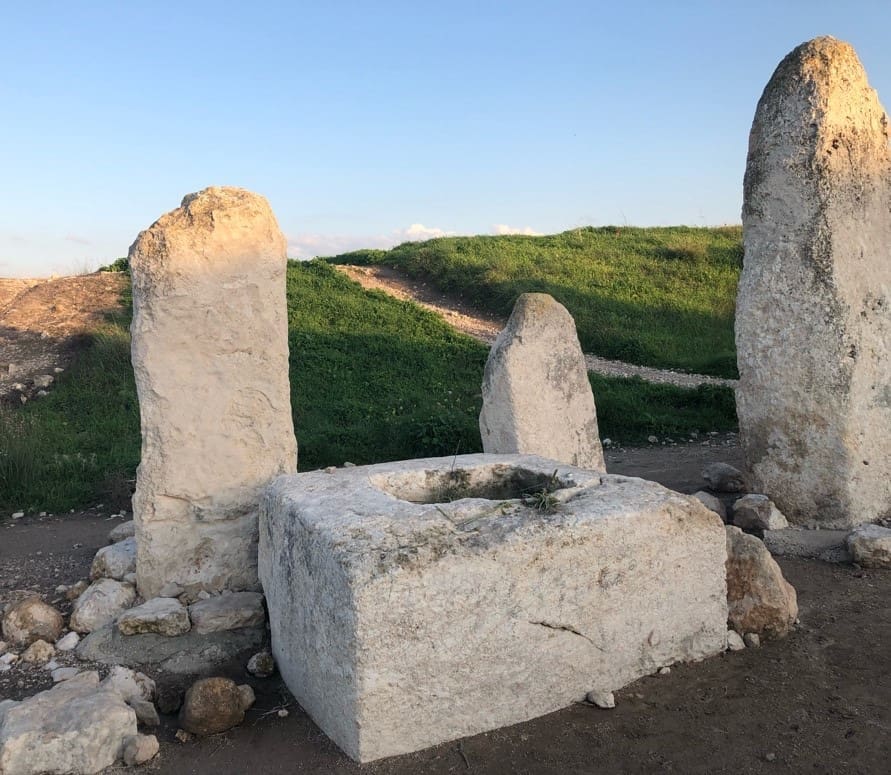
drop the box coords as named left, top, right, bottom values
left=2, top=1, right=890, bottom=276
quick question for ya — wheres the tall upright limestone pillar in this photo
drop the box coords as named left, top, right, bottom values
left=479, top=293, right=604, bottom=470
left=129, top=186, right=298, bottom=598
left=737, top=37, right=891, bottom=527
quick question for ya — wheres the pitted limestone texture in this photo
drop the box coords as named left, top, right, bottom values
left=128, top=186, right=298, bottom=597
left=479, top=294, right=604, bottom=470
left=737, top=37, right=891, bottom=527
left=259, top=453, right=727, bottom=762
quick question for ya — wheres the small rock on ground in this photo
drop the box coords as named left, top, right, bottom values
left=732, top=494, right=789, bottom=531
left=122, top=733, right=160, bottom=766
left=702, top=462, right=747, bottom=493
left=247, top=651, right=275, bottom=678
left=179, top=677, right=252, bottom=736
left=585, top=690, right=616, bottom=709
left=727, top=630, right=746, bottom=651
left=846, top=524, right=891, bottom=568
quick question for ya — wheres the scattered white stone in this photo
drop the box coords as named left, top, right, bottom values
left=117, top=597, right=191, bottom=637
left=122, top=733, right=160, bottom=766
left=69, top=579, right=137, bottom=634
left=737, top=36, right=891, bottom=528
left=601, top=438, right=612, bottom=446
left=1, top=595, right=64, bottom=648
left=129, top=186, right=298, bottom=597
left=726, top=630, right=746, bottom=651
left=658, top=666, right=671, bottom=675
left=11, top=512, right=24, bottom=520
left=54, top=584, right=67, bottom=595
left=692, top=491, right=727, bottom=521
left=33, top=374, right=54, bottom=389
left=647, top=435, right=658, bottom=444
left=702, top=463, right=747, bottom=493
left=55, top=631, right=80, bottom=651
left=188, top=591, right=265, bottom=634
left=0, top=671, right=136, bottom=775
left=744, top=633, right=761, bottom=649
left=479, top=294, right=604, bottom=470
left=108, top=520, right=135, bottom=544
left=846, top=524, right=891, bottom=568
left=726, top=526, right=798, bottom=639
left=277, top=708, right=289, bottom=718
left=90, top=537, right=137, bottom=581
left=51, top=667, right=81, bottom=683
left=586, top=690, right=616, bottom=709
left=732, top=494, right=789, bottom=531
left=247, top=651, right=275, bottom=678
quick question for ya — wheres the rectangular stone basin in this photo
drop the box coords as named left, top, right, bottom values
left=259, top=453, right=727, bottom=762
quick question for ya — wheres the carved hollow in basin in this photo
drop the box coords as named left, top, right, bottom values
left=368, top=464, right=576, bottom=504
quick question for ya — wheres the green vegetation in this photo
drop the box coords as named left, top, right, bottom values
left=0, top=259, right=737, bottom=514
left=327, top=226, right=742, bottom=378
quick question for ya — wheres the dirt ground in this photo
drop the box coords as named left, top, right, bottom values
left=2, top=444, right=888, bottom=775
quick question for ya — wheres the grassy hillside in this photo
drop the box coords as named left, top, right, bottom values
left=0, top=261, right=736, bottom=514
left=327, top=226, right=742, bottom=378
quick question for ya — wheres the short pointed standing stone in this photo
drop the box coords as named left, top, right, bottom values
left=129, top=187, right=298, bottom=598
left=479, top=293, right=604, bottom=470
left=737, top=37, right=891, bottom=527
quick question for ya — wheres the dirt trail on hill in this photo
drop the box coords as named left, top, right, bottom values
left=0, top=273, right=128, bottom=404
left=334, top=264, right=738, bottom=389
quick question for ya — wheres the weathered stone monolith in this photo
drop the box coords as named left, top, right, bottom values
left=737, top=37, right=891, bottom=527
left=479, top=293, right=604, bottom=470
left=129, top=186, right=297, bottom=598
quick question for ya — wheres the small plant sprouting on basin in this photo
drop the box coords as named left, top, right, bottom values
left=523, top=470, right=562, bottom=514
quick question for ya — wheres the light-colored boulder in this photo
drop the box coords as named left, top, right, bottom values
left=90, top=537, right=137, bottom=580
left=55, top=631, right=80, bottom=651
left=188, top=591, right=265, bottom=634
left=725, top=526, right=798, bottom=639
left=122, top=733, right=159, bottom=766
left=737, top=36, right=891, bottom=528
left=701, top=462, right=747, bottom=493
left=0, top=671, right=136, bottom=775
left=108, top=520, right=135, bottom=544
left=726, top=630, right=746, bottom=651
left=178, top=677, right=251, bottom=736
left=20, top=639, right=54, bottom=665
left=732, top=494, right=789, bottom=531
left=100, top=666, right=156, bottom=704
left=692, top=490, right=727, bottom=521
left=129, top=186, right=298, bottom=598
left=479, top=294, right=604, bottom=470
left=1, top=595, right=64, bottom=648
left=117, top=597, right=191, bottom=637
left=69, top=579, right=136, bottom=633
left=127, top=698, right=160, bottom=727
left=51, top=667, right=81, bottom=683
left=260, top=453, right=727, bottom=763
left=847, top=524, right=891, bottom=568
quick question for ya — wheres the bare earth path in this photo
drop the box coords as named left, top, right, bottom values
left=334, top=264, right=738, bottom=389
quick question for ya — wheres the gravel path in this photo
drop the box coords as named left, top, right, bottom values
left=334, top=264, right=738, bottom=389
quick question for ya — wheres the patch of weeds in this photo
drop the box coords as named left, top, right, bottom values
left=522, top=470, right=562, bottom=514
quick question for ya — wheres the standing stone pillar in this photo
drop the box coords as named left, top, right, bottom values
left=737, top=37, right=891, bottom=527
left=479, top=293, right=604, bottom=470
left=129, top=187, right=298, bottom=598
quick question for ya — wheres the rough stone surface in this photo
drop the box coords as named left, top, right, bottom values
left=744, top=632, right=762, bottom=648
left=737, top=37, right=891, bottom=528
left=727, top=630, right=746, bottom=651
left=117, top=597, right=191, bottom=637
left=246, top=651, right=275, bottom=678
left=179, top=677, right=249, bottom=736
left=0, top=671, right=136, bottom=775
left=260, top=453, right=727, bottom=763
left=52, top=667, right=81, bottom=683
left=108, top=520, right=136, bottom=544
left=69, top=579, right=137, bottom=634
left=76, top=623, right=265, bottom=674
left=188, top=591, right=265, bottom=634
left=701, top=463, right=747, bottom=493
left=762, top=527, right=852, bottom=563
left=1, top=595, right=64, bottom=648
left=90, top=537, right=137, bottom=580
left=237, top=684, right=256, bottom=712
left=128, top=698, right=160, bottom=727
left=847, top=524, right=891, bottom=568
left=20, top=639, right=54, bottom=665
left=55, top=631, right=80, bottom=651
left=479, top=294, right=604, bottom=470
left=100, top=666, right=156, bottom=704
left=732, top=494, right=789, bottom=531
left=692, top=490, right=727, bottom=521
left=586, top=690, right=615, bottom=709
left=129, top=186, right=298, bottom=598
left=725, top=526, right=798, bottom=639
left=122, top=733, right=159, bottom=766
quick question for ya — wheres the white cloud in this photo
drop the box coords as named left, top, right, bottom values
left=286, top=223, right=456, bottom=260
left=492, top=224, right=542, bottom=236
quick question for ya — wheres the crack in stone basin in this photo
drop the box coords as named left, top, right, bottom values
left=367, top=463, right=579, bottom=504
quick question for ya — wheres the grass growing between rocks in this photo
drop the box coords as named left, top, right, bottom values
left=327, top=225, right=743, bottom=378
left=0, top=260, right=737, bottom=514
